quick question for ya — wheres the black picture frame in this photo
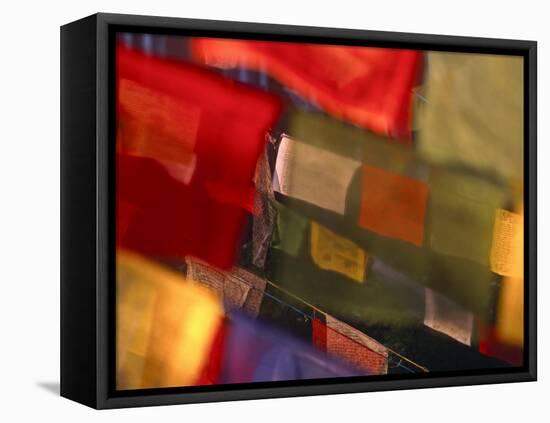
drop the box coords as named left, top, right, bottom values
left=60, top=12, right=537, bottom=409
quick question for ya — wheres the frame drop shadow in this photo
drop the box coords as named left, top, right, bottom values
left=36, top=381, right=60, bottom=396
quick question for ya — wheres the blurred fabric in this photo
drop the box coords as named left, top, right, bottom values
left=116, top=45, right=282, bottom=269
left=221, top=312, right=362, bottom=383
left=416, top=52, right=524, bottom=183
left=192, top=38, right=422, bottom=139
left=116, top=250, right=223, bottom=389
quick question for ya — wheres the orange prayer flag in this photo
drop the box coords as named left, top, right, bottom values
left=358, top=164, right=429, bottom=246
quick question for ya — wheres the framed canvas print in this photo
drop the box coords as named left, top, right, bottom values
left=60, top=13, right=537, bottom=409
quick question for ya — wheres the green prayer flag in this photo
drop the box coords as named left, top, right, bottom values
left=416, top=52, right=524, bottom=183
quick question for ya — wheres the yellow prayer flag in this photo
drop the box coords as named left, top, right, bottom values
left=491, top=207, right=524, bottom=347
left=496, top=277, right=524, bottom=347
left=116, top=250, right=223, bottom=390
left=490, top=209, right=524, bottom=278
left=310, top=222, right=367, bottom=283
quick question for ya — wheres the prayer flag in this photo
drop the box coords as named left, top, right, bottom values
left=116, top=45, right=282, bottom=268
left=116, top=250, right=223, bottom=389
left=192, top=38, right=421, bottom=138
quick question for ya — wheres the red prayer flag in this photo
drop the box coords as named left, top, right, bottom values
left=116, top=45, right=282, bottom=269
left=196, top=318, right=228, bottom=386
left=312, top=318, right=388, bottom=375
left=191, top=38, right=422, bottom=139
left=477, top=321, right=523, bottom=367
